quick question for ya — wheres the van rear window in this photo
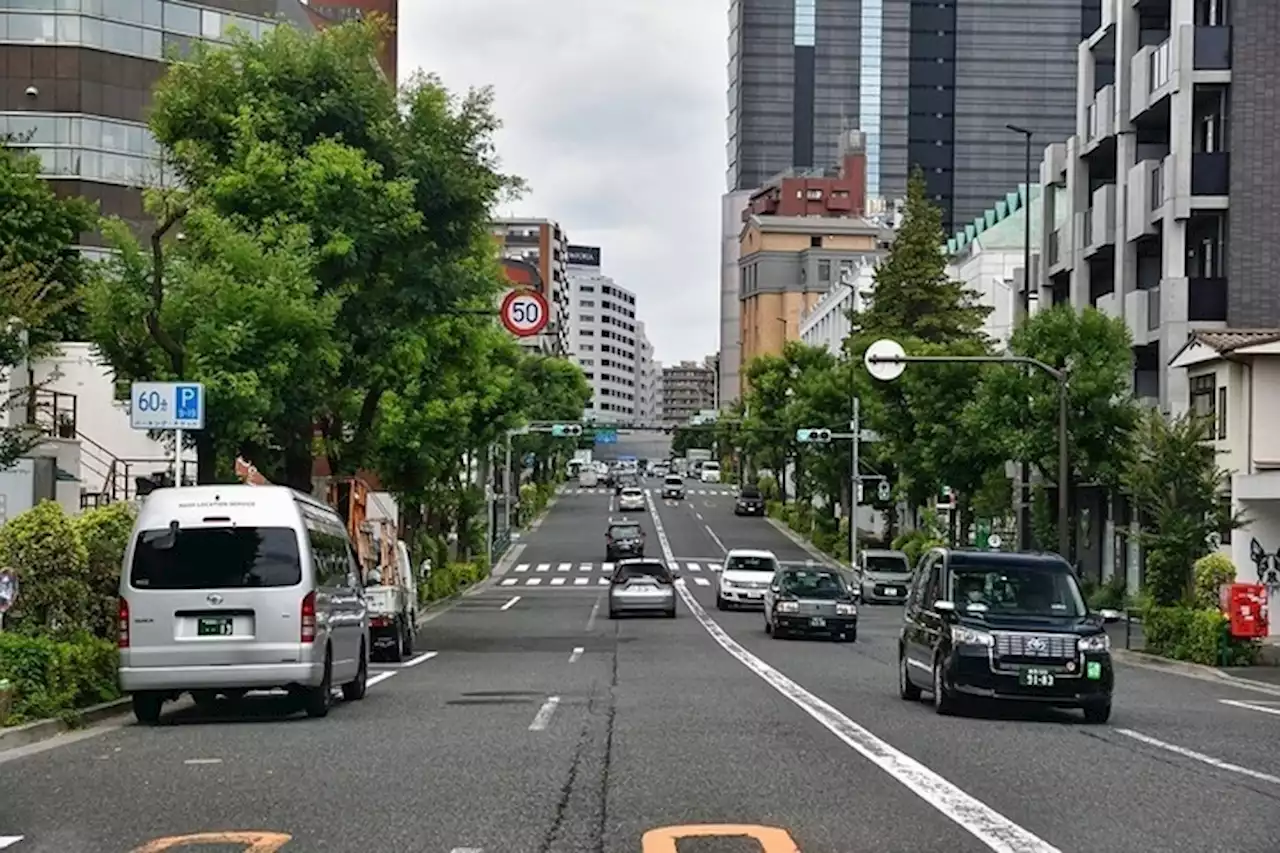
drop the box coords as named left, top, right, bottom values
left=130, top=527, right=302, bottom=589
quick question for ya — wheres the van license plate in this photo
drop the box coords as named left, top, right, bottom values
left=809, top=617, right=826, bottom=627
left=198, top=617, right=233, bottom=637
left=1019, top=668, right=1055, bottom=687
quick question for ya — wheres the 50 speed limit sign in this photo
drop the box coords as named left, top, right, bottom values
left=500, top=289, right=550, bottom=337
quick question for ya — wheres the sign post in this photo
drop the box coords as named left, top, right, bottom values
left=130, top=382, right=206, bottom=488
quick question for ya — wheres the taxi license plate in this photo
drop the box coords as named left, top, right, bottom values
left=1019, top=668, right=1055, bottom=687
left=809, top=617, right=826, bottom=627
left=883, top=587, right=899, bottom=596
left=198, top=617, right=233, bottom=637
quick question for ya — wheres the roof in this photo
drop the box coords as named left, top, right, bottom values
left=743, top=214, right=887, bottom=237
left=725, top=548, right=778, bottom=558
left=945, top=184, right=1042, bottom=256
left=862, top=548, right=905, bottom=556
left=944, top=549, right=1072, bottom=570
left=1169, top=328, right=1280, bottom=369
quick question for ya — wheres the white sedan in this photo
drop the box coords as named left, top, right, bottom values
left=618, top=487, right=645, bottom=511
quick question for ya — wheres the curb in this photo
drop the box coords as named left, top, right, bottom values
left=765, top=517, right=849, bottom=571
left=1111, top=649, right=1280, bottom=696
left=0, top=696, right=132, bottom=751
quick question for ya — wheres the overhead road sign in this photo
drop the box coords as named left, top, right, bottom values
left=500, top=288, right=550, bottom=337
left=550, top=424, right=583, bottom=437
left=796, top=428, right=832, bottom=443
left=864, top=338, right=906, bottom=381
left=130, top=382, right=205, bottom=430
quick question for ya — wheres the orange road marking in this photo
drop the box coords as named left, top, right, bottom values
left=131, top=832, right=292, bottom=852
left=641, top=824, right=801, bottom=852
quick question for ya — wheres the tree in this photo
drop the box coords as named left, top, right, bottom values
left=513, top=355, right=593, bottom=483
left=1122, top=409, right=1242, bottom=606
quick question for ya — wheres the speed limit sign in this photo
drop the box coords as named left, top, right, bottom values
left=501, top=289, right=550, bottom=337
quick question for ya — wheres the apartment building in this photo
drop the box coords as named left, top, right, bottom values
left=301, top=0, right=397, bottom=81
left=1034, top=0, right=1258, bottom=414
left=492, top=218, right=571, bottom=357
left=566, top=246, right=640, bottom=423
left=661, top=360, right=716, bottom=425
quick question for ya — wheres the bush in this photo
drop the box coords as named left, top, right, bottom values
left=1085, top=573, right=1128, bottom=611
left=892, top=528, right=945, bottom=569
left=1143, top=605, right=1258, bottom=666
left=0, top=501, right=92, bottom=641
left=1193, top=552, right=1236, bottom=610
left=72, top=502, right=137, bottom=640
left=757, top=475, right=778, bottom=501
left=0, top=632, right=121, bottom=725
left=423, top=559, right=490, bottom=603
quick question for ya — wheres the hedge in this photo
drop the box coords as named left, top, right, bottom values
left=0, top=633, right=121, bottom=726
left=422, top=558, right=489, bottom=604
left=1143, top=605, right=1259, bottom=666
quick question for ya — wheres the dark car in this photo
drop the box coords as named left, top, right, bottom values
left=605, top=519, right=645, bottom=561
left=764, top=565, right=858, bottom=641
left=734, top=485, right=765, bottom=516
left=898, top=549, right=1121, bottom=723
left=614, top=474, right=638, bottom=495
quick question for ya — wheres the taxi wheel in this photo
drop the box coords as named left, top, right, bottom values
left=1083, top=700, right=1112, bottom=724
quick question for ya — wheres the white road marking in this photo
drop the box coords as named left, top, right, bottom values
left=527, top=578, right=542, bottom=586
left=710, top=563, right=723, bottom=572
left=687, top=562, right=701, bottom=572
left=1220, top=698, right=1280, bottom=717
left=579, top=563, right=592, bottom=571
left=1116, top=728, right=1280, bottom=786
left=501, top=596, right=521, bottom=610
left=597, top=577, right=609, bottom=585
left=646, top=489, right=1059, bottom=853
left=574, top=577, right=589, bottom=586
left=694, top=577, right=711, bottom=586
left=557, top=562, right=571, bottom=572
left=551, top=577, right=566, bottom=586
left=535, top=563, right=550, bottom=573
left=449, top=848, right=484, bottom=853
left=366, top=671, right=396, bottom=688
left=704, top=524, right=728, bottom=554
left=586, top=596, right=602, bottom=631
left=501, top=578, right=518, bottom=586
left=603, top=562, right=614, bottom=571
left=528, top=696, right=561, bottom=731
left=401, top=651, right=439, bottom=668
left=514, top=563, right=530, bottom=572
left=569, top=647, right=584, bottom=663
left=695, top=512, right=703, bottom=520
left=183, top=758, right=223, bottom=765
left=0, top=838, right=22, bottom=850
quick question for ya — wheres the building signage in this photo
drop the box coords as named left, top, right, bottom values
left=567, top=245, right=601, bottom=267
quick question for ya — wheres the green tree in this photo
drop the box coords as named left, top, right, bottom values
left=1122, top=409, right=1242, bottom=607
left=513, top=355, right=593, bottom=483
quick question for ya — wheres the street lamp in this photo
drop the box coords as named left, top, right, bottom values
left=1006, top=123, right=1034, bottom=552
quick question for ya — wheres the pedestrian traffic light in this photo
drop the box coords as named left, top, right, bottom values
left=795, top=428, right=832, bottom=443
left=550, top=424, right=583, bottom=437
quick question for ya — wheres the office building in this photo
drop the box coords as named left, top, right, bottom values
left=566, top=246, right=640, bottom=423
left=1035, top=0, right=1261, bottom=414
left=662, top=360, right=716, bottom=425
left=491, top=218, right=571, bottom=357
left=727, top=0, right=1097, bottom=233
left=301, top=0, right=398, bottom=81
left=634, top=322, right=661, bottom=424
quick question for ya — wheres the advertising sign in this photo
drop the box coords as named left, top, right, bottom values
left=566, top=245, right=601, bottom=267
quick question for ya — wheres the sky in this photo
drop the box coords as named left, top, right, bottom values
left=399, top=1, right=727, bottom=365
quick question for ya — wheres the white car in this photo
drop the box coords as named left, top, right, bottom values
left=618, top=486, right=645, bottom=511
left=715, top=548, right=779, bottom=610
left=700, top=462, right=721, bottom=483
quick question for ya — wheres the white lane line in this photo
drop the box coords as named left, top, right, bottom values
left=710, top=562, right=723, bottom=572
left=574, top=577, right=589, bottom=586
left=579, top=563, right=592, bottom=572
left=535, top=563, right=550, bottom=573
left=527, top=578, right=542, bottom=586
left=0, top=838, right=23, bottom=850
left=514, top=563, right=530, bottom=573
left=551, top=577, right=566, bottom=586
left=596, top=577, right=609, bottom=585
left=687, top=562, right=702, bottom=572
left=450, top=848, right=484, bottom=853
left=401, top=650, right=439, bottom=668
left=603, top=562, right=615, bottom=571
left=694, top=577, right=710, bottom=587
left=646, top=490, right=1058, bottom=853
left=569, top=646, right=584, bottom=663
left=704, top=524, right=728, bottom=554
left=557, top=562, right=571, bottom=572
left=501, top=578, right=518, bottom=586
left=695, top=512, right=703, bottom=520
left=1220, top=698, right=1280, bottom=717
left=183, top=758, right=223, bottom=765
left=367, top=671, right=396, bottom=688
left=528, top=696, right=561, bottom=731
left=1116, top=728, right=1280, bottom=786
left=501, top=596, right=521, bottom=611
left=586, top=596, right=602, bottom=631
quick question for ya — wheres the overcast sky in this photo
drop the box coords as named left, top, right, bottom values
left=400, top=1, right=726, bottom=365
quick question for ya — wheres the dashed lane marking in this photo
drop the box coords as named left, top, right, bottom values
left=1220, top=698, right=1280, bottom=717
left=514, top=563, right=530, bottom=572
left=183, top=758, right=223, bottom=765
left=528, top=696, right=561, bottom=731
left=535, top=563, right=550, bottom=573
left=366, top=671, right=396, bottom=688
left=569, top=647, right=584, bottom=663
left=399, top=651, right=438, bottom=668
left=501, top=596, right=521, bottom=611
left=1116, top=728, right=1280, bottom=786
left=557, top=562, right=571, bottom=572
left=0, top=838, right=22, bottom=849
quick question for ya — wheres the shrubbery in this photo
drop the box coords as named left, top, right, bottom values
left=0, top=632, right=120, bottom=725
left=423, top=558, right=489, bottom=604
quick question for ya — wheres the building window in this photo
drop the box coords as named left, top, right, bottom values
left=810, top=235, right=822, bottom=248
left=818, top=259, right=830, bottom=282
left=1217, top=385, right=1227, bottom=440
left=1189, top=374, right=1216, bottom=433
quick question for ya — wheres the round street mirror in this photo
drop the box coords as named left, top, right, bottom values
left=0, top=569, right=17, bottom=614
left=877, top=480, right=892, bottom=502
left=864, top=338, right=906, bottom=382
left=988, top=534, right=1003, bottom=550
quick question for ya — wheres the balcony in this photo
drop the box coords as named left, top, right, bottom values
left=1130, top=39, right=1176, bottom=121
left=1191, top=151, right=1230, bottom=196
left=1085, top=85, right=1116, bottom=148
left=1187, top=277, right=1227, bottom=322
left=1147, top=285, right=1161, bottom=331
left=1125, top=289, right=1152, bottom=343
left=1047, top=228, right=1061, bottom=268
left=1126, top=161, right=1159, bottom=241
left=1084, top=185, right=1117, bottom=256
left=1192, top=26, right=1231, bottom=71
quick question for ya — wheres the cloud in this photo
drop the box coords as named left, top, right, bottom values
left=400, top=0, right=726, bottom=363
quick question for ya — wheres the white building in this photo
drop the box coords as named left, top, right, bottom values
left=798, top=260, right=876, bottom=354
left=634, top=323, right=661, bottom=424
left=567, top=248, right=640, bottom=424
left=1171, top=329, right=1280, bottom=637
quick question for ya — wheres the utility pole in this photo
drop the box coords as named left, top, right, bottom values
left=1007, top=123, right=1034, bottom=551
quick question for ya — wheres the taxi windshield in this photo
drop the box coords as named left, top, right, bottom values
left=950, top=566, right=1086, bottom=618
left=725, top=555, right=777, bottom=571
left=610, top=524, right=641, bottom=538
left=779, top=570, right=847, bottom=599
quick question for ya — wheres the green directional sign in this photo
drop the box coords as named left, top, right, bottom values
left=796, top=428, right=832, bottom=443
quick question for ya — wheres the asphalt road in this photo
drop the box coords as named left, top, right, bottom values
left=5, top=452, right=1280, bottom=851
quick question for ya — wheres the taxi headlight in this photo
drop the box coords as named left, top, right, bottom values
left=950, top=626, right=994, bottom=647
left=1078, top=633, right=1110, bottom=652
left=776, top=601, right=799, bottom=613
left=835, top=603, right=857, bottom=616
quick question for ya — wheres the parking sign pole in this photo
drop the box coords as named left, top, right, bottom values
left=174, top=427, right=183, bottom=488
left=850, top=397, right=859, bottom=570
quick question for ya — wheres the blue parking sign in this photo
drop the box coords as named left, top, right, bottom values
left=174, top=384, right=203, bottom=427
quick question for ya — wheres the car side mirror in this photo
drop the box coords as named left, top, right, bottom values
left=770, top=585, right=781, bottom=593
left=933, top=600, right=957, bottom=616
left=1098, top=608, right=1123, bottom=624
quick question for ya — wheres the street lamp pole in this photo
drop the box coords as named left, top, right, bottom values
left=868, top=352, right=1070, bottom=559
left=1007, top=123, right=1035, bottom=552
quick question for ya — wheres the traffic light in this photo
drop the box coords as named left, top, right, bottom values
left=795, top=428, right=832, bottom=443
left=550, top=423, right=583, bottom=437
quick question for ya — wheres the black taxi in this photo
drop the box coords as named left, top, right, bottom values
left=898, top=548, right=1120, bottom=723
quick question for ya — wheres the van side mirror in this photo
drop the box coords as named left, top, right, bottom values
left=1098, top=608, right=1123, bottom=623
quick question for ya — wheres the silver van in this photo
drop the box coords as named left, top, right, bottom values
left=117, top=485, right=369, bottom=724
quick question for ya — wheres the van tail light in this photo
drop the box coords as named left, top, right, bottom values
left=117, top=597, right=130, bottom=648
left=301, top=591, right=317, bottom=643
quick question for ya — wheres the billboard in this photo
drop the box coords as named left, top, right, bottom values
left=567, top=245, right=601, bottom=267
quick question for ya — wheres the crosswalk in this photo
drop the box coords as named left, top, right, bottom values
left=558, top=486, right=737, bottom=496
left=498, top=561, right=721, bottom=588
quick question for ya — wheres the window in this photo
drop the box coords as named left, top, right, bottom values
left=818, top=259, right=831, bottom=282
left=306, top=526, right=352, bottom=587
left=200, top=8, right=221, bottom=38
left=1189, top=374, right=1216, bottom=430
left=130, top=527, right=302, bottom=589
left=1217, top=386, right=1227, bottom=439
left=810, top=235, right=822, bottom=247
left=950, top=565, right=1086, bottom=618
